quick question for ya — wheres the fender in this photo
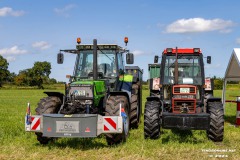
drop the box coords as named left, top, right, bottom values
left=43, top=92, right=64, bottom=103
left=206, top=97, right=221, bottom=103
left=146, top=96, right=160, bottom=102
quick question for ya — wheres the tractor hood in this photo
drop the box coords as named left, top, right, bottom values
left=70, top=80, right=106, bottom=95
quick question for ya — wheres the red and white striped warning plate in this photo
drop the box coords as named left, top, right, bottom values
left=31, top=116, right=41, bottom=131
left=103, top=117, right=117, bottom=131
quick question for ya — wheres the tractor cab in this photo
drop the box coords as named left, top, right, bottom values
left=73, top=44, right=127, bottom=81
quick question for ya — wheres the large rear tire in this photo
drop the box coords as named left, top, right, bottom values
left=130, top=84, right=140, bottom=129
left=207, top=101, right=224, bottom=142
left=144, top=100, right=161, bottom=139
left=35, top=96, right=62, bottom=144
left=105, top=95, right=130, bottom=145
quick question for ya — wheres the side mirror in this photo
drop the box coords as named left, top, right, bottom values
left=126, top=53, right=134, bottom=64
left=207, top=56, right=211, bottom=64
left=57, top=52, right=64, bottom=64
left=154, top=55, right=158, bottom=63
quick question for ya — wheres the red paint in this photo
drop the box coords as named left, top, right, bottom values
left=163, top=48, right=202, bottom=54
left=47, top=127, right=52, bottom=132
left=32, top=118, right=40, bottom=130
left=85, top=127, right=91, bottom=132
left=104, top=118, right=117, bottom=129
left=236, top=100, right=240, bottom=126
left=104, top=125, right=109, bottom=131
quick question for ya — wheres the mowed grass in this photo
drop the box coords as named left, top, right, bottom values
left=0, top=88, right=240, bottom=160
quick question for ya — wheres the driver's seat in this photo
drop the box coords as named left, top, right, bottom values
left=98, top=63, right=111, bottom=74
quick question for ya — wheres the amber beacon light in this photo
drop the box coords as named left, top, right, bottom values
left=124, top=37, right=128, bottom=46
left=77, top=38, right=81, bottom=44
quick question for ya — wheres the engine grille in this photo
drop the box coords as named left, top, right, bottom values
left=172, top=99, right=196, bottom=113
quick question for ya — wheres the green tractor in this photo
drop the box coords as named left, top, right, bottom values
left=25, top=38, right=142, bottom=145
left=144, top=48, right=224, bottom=142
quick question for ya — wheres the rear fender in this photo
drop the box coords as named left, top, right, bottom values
left=206, top=97, right=222, bottom=112
left=146, top=96, right=160, bottom=102
left=44, top=92, right=64, bottom=102
left=207, top=97, right=221, bottom=103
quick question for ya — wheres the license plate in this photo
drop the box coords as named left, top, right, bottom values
left=56, top=121, right=79, bottom=133
left=78, top=90, right=86, bottom=96
left=180, top=88, right=190, bottom=93
left=72, top=90, right=85, bottom=96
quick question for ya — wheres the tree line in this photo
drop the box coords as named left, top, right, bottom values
left=0, top=55, right=57, bottom=88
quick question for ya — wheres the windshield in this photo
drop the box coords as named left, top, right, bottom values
left=163, top=55, right=202, bottom=85
left=74, top=50, right=116, bottom=79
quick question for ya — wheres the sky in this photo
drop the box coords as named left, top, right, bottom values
left=0, top=0, right=240, bottom=82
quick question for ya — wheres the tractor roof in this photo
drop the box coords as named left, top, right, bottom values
left=76, top=44, right=124, bottom=50
left=162, top=48, right=202, bottom=54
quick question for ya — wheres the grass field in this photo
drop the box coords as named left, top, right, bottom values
left=0, top=88, right=240, bottom=160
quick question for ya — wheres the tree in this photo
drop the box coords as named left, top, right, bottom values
left=32, top=61, right=51, bottom=77
left=212, top=76, right=223, bottom=90
left=0, top=55, right=10, bottom=87
left=30, top=61, right=51, bottom=88
left=6, top=72, right=16, bottom=83
left=14, top=61, right=53, bottom=88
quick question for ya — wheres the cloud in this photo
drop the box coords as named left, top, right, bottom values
left=165, top=18, right=234, bottom=33
left=236, top=38, right=240, bottom=44
left=0, top=46, right=27, bottom=55
left=54, top=4, right=76, bottom=17
left=132, top=50, right=145, bottom=56
left=0, top=7, right=25, bottom=17
left=5, top=56, right=16, bottom=62
left=32, top=41, right=51, bottom=50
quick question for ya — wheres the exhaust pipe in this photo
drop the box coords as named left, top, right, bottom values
left=93, top=39, right=98, bottom=80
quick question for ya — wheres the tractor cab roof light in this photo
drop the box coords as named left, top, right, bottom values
left=194, top=48, right=200, bottom=53
left=77, top=38, right=81, bottom=44
left=166, top=48, right=172, bottom=53
left=124, top=37, right=128, bottom=46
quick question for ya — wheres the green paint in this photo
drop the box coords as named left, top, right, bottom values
left=149, top=64, right=161, bottom=79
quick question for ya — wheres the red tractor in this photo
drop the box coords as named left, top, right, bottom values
left=144, top=48, right=224, bottom=142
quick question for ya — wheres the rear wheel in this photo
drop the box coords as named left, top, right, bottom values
left=130, top=84, right=140, bottom=129
left=105, top=95, right=130, bottom=145
left=207, top=102, right=224, bottom=142
left=35, top=96, right=62, bottom=144
left=144, top=100, right=161, bottom=139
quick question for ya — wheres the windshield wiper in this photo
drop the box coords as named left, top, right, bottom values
left=97, top=47, right=114, bottom=62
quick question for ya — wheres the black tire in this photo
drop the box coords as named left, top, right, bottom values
left=35, top=96, right=62, bottom=144
left=130, top=84, right=140, bottom=129
left=105, top=95, right=130, bottom=145
left=207, top=102, right=224, bottom=142
left=144, top=100, right=161, bottom=139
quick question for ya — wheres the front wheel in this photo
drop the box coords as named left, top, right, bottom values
left=105, top=95, right=130, bottom=145
left=35, top=96, right=62, bottom=144
left=207, top=101, right=224, bottom=142
left=144, top=100, right=161, bottom=139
